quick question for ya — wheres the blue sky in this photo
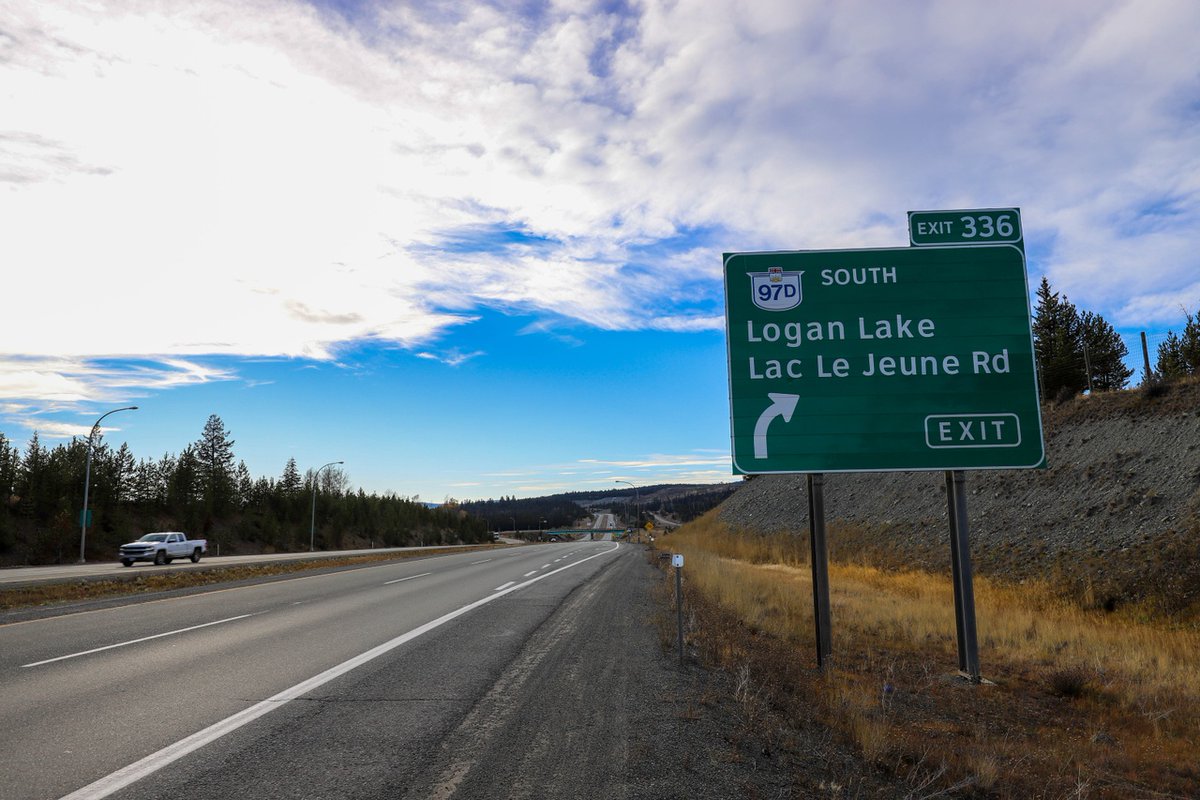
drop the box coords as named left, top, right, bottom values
left=2, top=0, right=1198, bottom=499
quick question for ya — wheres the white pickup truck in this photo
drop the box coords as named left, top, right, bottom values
left=118, top=532, right=207, bottom=567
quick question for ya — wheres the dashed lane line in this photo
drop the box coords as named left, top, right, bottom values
left=23, top=614, right=257, bottom=668
left=384, top=572, right=433, bottom=586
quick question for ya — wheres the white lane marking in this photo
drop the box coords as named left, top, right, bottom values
left=541, top=564, right=551, bottom=569
left=58, top=542, right=620, bottom=800
left=384, top=572, right=433, bottom=586
left=494, top=581, right=515, bottom=591
left=22, top=614, right=256, bottom=668
left=522, top=571, right=537, bottom=577
left=470, top=559, right=492, bottom=565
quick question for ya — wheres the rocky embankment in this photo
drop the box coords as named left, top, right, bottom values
left=718, top=380, right=1200, bottom=613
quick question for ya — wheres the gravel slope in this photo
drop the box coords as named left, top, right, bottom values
left=718, top=382, right=1200, bottom=609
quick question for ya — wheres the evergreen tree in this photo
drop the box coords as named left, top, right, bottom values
left=280, top=457, right=302, bottom=495
left=235, top=460, right=253, bottom=507
left=169, top=445, right=200, bottom=511
left=1154, top=307, right=1200, bottom=380
left=195, top=415, right=237, bottom=515
left=0, top=432, right=18, bottom=498
left=251, top=476, right=274, bottom=505
left=111, top=442, right=136, bottom=503
left=1156, top=331, right=1187, bottom=380
left=1032, top=277, right=1086, bottom=399
left=1078, top=310, right=1133, bottom=391
left=15, top=432, right=47, bottom=517
left=131, top=457, right=158, bottom=505
left=153, top=452, right=177, bottom=507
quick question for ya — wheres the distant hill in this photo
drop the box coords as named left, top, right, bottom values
left=462, top=482, right=741, bottom=530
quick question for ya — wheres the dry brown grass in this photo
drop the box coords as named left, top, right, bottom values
left=0, top=545, right=503, bottom=612
left=659, top=511, right=1200, bottom=798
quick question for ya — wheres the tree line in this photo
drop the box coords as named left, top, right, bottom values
left=0, top=414, right=485, bottom=565
left=1032, top=278, right=1199, bottom=400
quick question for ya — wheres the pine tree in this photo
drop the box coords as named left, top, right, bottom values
left=1078, top=311, right=1133, bottom=391
left=280, top=457, right=302, bottom=495
left=15, top=432, right=47, bottom=516
left=154, top=452, right=177, bottom=507
left=1032, top=277, right=1086, bottom=399
left=169, top=446, right=200, bottom=510
left=111, top=443, right=136, bottom=503
left=1155, top=308, right=1200, bottom=380
left=235, top=460, right=253, bottom=507
left=195, top=415, right=237, bottom=515
left=1156, top=331, right=1187, bottom=380
left=0, top=432, right=18, bottom=498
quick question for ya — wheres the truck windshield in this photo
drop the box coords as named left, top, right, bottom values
left=138, top=534, right=169, bottom=542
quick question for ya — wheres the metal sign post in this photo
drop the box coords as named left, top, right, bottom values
left=807, top=474, right=833, bottom=669
left=946, top=470, right=981, bottom=682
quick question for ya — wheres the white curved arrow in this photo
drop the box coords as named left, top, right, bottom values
left=753, top=393, right=800, bottom=459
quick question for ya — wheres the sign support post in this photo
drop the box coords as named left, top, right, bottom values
left=807, top=473, right=833, bottom=669
left=943, top=472, right=967, bottom=673
left=946, top=470, right=981, bottom=682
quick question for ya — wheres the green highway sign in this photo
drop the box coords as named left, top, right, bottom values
left=908, top=207, right=1021, bottom=247
left=722, top=245, right=1044, bottom=473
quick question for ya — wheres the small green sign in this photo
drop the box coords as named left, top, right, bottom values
left=722, top=245, right=1044, bottom=473
left=78, top=509, right=93, bottom=526
left=908, top=208, right=1021, bottom=247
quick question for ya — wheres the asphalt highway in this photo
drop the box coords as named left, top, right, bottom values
left=0, top=545, right=482, bottom=588
left=0, top=541, right=627, bottom=800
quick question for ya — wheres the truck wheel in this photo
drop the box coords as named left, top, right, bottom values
left=190, top=548, right=202, bottom=563
left=153, top=550, right=166, bottom=566
left=121, top=559, right=133, bottom=567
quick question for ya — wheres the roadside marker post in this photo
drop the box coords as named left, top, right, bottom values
left=672, top=553, right=685, bottom=666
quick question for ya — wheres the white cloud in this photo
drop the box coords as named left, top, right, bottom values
left=579, top=453, right=731, bottom=470
left=0, top=357, right=232, bottom=405
left=415, top=349, right=485, bottom=366
left=2, top=0, right=1198, bottom=401
left=21, top=420, right=123, bottom=440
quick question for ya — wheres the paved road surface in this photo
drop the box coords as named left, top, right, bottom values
left=0, top=541, right=639, bottom=800
left=0, top=545, right=490, bottom=588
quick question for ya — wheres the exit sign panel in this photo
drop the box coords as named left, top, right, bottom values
left=908, top=208, right=1022, bottom=247
left=722, top=245, right=1044, bottom=474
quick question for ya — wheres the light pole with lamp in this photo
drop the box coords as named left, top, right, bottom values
left=310, top=461, right=344, bottom=552
left=79, top=406, right=138, bottom=563
left=614, top=479, right=639, bottom=531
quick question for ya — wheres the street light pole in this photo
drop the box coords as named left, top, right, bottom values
left=310, top=461, right=344, bottom=552
left=615, top=479, right=639, bottom=529
left=79, top=406, right=138, bottom=563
